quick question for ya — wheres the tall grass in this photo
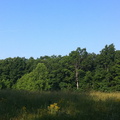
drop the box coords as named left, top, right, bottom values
left=0, top=90, right=120, bottom=120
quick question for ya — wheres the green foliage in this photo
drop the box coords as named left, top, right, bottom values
left=0, top=43, right=120, bottom=92
left=69, top=47, right=88, bottom=89
left=15, top=63, right=50, bottom=91
left=0, top=57, right=27, bottom=88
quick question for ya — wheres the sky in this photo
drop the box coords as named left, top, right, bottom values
left=0, top=0, right=120, bottom=59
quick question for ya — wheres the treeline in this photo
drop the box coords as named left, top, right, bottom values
left=0, top=44, right=120, bottom=92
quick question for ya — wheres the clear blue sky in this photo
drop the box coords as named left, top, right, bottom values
left=0, top=0, right=120, bottom=59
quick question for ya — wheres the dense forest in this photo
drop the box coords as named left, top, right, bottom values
left=0, top=44, right=120, bottom=92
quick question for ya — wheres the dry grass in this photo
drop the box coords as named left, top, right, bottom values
left=90, top=91, right=120, bottom=101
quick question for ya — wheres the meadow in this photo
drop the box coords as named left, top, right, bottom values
left=0, top=90, right=120, bottom=120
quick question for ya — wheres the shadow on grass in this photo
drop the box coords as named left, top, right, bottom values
left=0, top=90, right=120, bottom=120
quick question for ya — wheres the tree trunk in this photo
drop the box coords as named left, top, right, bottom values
left=75, top=68, right=79, bottom=89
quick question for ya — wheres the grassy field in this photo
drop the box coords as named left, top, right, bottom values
left=0, top=90, right=120, bottom=120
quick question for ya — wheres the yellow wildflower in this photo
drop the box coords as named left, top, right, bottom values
left=55, top=105, right=60, bottom=110
left=50, top=104, right=54, bottom=108
left=53, top=103, right=57, bottom=106
left=48, top=103, right=60, bottom=114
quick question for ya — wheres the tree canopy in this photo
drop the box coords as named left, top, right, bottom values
left=0, top=44, right=120, bottom=92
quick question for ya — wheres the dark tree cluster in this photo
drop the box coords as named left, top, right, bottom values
left=0, top=44, right=120, bottom=92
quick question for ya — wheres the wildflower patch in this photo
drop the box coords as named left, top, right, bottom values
left=48, top=103, right=60, bottom=114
